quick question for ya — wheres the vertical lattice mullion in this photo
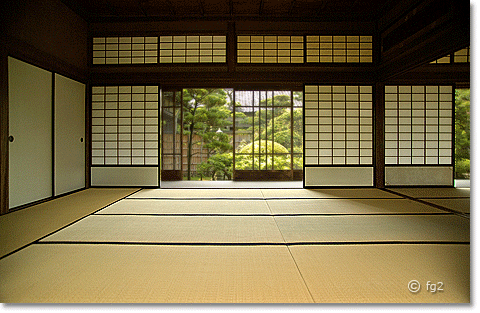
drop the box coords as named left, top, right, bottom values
left=423, top=88, right=427, bottom=164
left=330, top=86, right=334, bottom=164
left=103, top=88, right=106, bottom=165
left=410, top=88, right=413, bottom=165
left=116, top=87, right=119, bottom=165
left=252, top=91, right=255, bottom=170
left=358, top=87, right=361, bottom=164
left=437, top=88, right=441, bottom=164
left=396, top=88, right=400, bottom=165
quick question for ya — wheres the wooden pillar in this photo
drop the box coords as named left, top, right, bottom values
left=227, top=21, right=236, bottom=73
left=0, top=43, right=9, bottom=215
left=374, top=82, right=385, bottom=188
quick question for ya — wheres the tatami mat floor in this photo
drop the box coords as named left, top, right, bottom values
left=0, top=187, right=470, bottom=303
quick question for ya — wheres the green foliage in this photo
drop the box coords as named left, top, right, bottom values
left=197, top=153, right=233, bottom=180
left=235, top=140, right=302, bottom=170
left=178, top=90, right=303, bottom=179
left=455, top=158, right=470, bottom=178
left=181, top=89, right=232, bottom=179
left=238, top=140, right=289, bottom=154
left=233, top=93, right=304, bottom=171
left=234, top=153, right=302, bottom=171
left=257, top=108, right=303, bottom=152
left=455, top=89, right=470, bottom=177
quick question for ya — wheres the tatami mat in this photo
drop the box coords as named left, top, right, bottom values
left=419, top=198, right=470, bottom=214
left=261, top=188, right=402, bottom=199
left=267, top=199, right=445, bottom=215
left=41, top=215, right=285, bottom=244
left=0, top=188, right=139, bottom=258
left=289, top=244, right=470, bottom=303
left=1, top=187, right=470, bottom=303
left=0, top=244, right=313, bottom=303
left=97, top=199, right=271, bottom=215
left=129, top=188, right=265, bottom=199
left=387, top=187, right=470, bottom=199
left=274, top=215, right=469, bottom=243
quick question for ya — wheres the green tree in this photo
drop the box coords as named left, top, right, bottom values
left=258, top=108, right=303, bottom=152
left=197, top=153, right=233, bottom=180
left=455, top=89, right=470, bottom=178
left=182, top=89, right=232, bottom=180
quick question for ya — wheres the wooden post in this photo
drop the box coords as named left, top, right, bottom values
left=374, top=82, right=385, bottom=188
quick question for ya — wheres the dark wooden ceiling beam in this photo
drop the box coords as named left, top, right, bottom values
left=165, top=0, right=176, bottom=16
left=378, top=0, right=469, bottom=81
left=379, top=20, right=469, bottom=81
left=139, top=0, right=148, bottom=17
left=386, top=63, right=470, bottom=85
left=89, top=65, right=377, bottom=86
left=288, top=0, right=297, bottom=15
left=315, top=1, right=328, bottom=17
left=198, top=0, right=205, bottom=16
left=259, top=0, right=264, bottom=15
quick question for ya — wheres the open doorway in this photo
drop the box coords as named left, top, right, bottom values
left=454, top=88, right=470, bottom=187
left=161, top=88, right=233, bottom=182
left=160, top=88, right=303, bottom=184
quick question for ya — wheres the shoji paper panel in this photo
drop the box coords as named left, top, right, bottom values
left=237, top=35, right=304, bottom=63
left=384, top=85, right=454, bottom=186
left=159, top=35, right=226, bottom=63
left=303, top=85, right=373, bottom=187
left=91, top=86, right=159, bottom=166
left=93, top=37, right=158, bottom=64
left=306, top=35, right=373, bottom=63
left=384, top=86, right=453, bottom=165
left=304, top=85, right=373, bottom=166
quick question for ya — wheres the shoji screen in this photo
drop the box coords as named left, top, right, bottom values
left=304, top=85, right=374, bottom=187
left=159, top=35, right=226, bottom=63
left=237, top=35, right=304, bottom=63
left=54, top=74, right=86, bottom=196
left=91, top=86, right=159, bottom=186
left=306, top=36, right=373, bottom=63
left=93, top=37, right=158, bottom=64
left=384, top=85, right=454, bottom=186
left=8, top=57, right=53, bottom=208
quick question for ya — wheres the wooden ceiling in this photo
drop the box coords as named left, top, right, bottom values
left=62, top=0, right=395, bottom=22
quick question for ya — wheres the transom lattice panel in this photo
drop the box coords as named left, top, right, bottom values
left=159, top=35, right=227, bottom=63
left=91, top=86, right=159, bottom=166
left=304, top=85, right=373, bottom=165
left=93, top=37, right=158, bottom=64
left=306, top=36, right=373, bottom=63
left=384, top=85, right=453, bottom=165
left=454, top=47, right=470, bottom=63
left=237, top=35, right=304, bottom=63
left=430, top=46, right=470, bottom=64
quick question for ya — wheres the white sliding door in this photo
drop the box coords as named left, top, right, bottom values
left=54, top=74, right=86, bottom=195
left=8, top=57, right=53, bottom=209
left=384, top=85, right=454, bottom=186
left=90, top=86, right=159, bottom=187
left=303, top=85, right=374, bottom=187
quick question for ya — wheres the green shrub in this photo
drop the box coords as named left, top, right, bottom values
left=455, top=158, right=470, bottom=178
left=197, top=153, right=233, bottom=180
left=238, top=140, right=289, bottom=154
